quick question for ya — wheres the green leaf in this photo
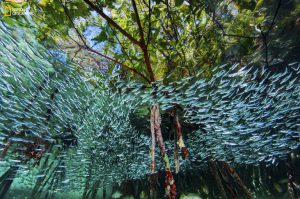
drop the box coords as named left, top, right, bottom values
left=92, top=31, right=107, bottom=43
left=2, top=17, right=17, bottom=27
left=175, top=0, right=184, bottom=7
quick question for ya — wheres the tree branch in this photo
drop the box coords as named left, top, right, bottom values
left=256, top=0, right=281, bottom=67
left=146, top=0, right=152, bottom=46
left=132, top=0, right=145, bottom=43
left=83, top=0, right=155, bottom=82
left=60, top=1, right=88, bottom=47
left=108, top=24, right=137, bottom=67
left=213, top=15, right=259, bottom=39
left=85, top=47, right=151, bottom=83
left=59, top=1, right=151, bottom=83
left=131, top=0, right=155, bottom=82
left=258, top=25, right=269, bottom=67
left=266, top=0, right=282, bottom=35
left=83, top=0, right=141, bottom=46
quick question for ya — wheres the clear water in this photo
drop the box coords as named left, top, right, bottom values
left=0, top=16, right=300, bottom=199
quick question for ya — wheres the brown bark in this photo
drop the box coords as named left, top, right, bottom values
left=222, top=162, right=253, bottom=199
left=174, top=134, right=179, bottom=174
left=150, top=106, right=156, bottom=174
left=149, top=174, right=157, bottom=199
left=175, top=115, right=188, bottom=159
left=217, top=163, right=238, bottom=199
left=209, top=161, right=228, bottom=199
left=142, top=46, right=155, bottom=82
left=152, top=105, right=166, bottom=157
left=131, top=0, right=155, bottom=82
left=151, top=104, right=176, bottom=199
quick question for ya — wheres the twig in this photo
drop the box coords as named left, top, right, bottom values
left=213, top=16, right=259, bottom=39
left=259, top=0, right=281, bottom=67
left=131, top=0, right=155, bottom=82
left=259, top=25, right=269, bottom=67
left=107, top=23, right=136, bottom=67
left=82, top=0, right=155, bottom=82
left=83, top=0, right=141, bottom=46
left=59, top=1, right=151, bottom=83
left=146, top=0, right=152, bottom=46
left=85, top=47, right=151, bottom=83
left=59, top=0, right=88, bottom=47
left=266, top=0, right=282, bottom=35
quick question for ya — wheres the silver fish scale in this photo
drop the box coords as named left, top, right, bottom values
left=0, top=21, right=300, bottom=191
left=116, top=62, right=300, bottom=167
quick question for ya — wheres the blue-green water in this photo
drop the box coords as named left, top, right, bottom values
left=0, top=14, right=300, bottom=199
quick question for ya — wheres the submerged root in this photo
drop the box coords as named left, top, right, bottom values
left=151, top=104, right=176, bottom=199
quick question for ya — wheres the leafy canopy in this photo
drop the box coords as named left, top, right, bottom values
left=3, top=0, right=298, bottom=84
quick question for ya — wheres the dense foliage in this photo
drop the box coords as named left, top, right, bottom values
left=2, top=0, right=300, bottom=82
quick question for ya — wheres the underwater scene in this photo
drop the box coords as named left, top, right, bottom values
left=0, top=0, right=300, bottom=198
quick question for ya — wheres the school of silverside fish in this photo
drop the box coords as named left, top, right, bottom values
left=0, top=19, right=300, bottom=194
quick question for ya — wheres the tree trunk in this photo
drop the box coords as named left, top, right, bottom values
left=222, top=162, right=253, bottom=199
left=0, top=166, right=18, bottom=199
left=173, top=134, right=179, bottom=174
left=150, top=106, right=156, bottom=174
left=209, top=160, right=228, bottom=199
left=150, top=104, right=176, bottom=199
left=31, top=154, right=53, bottom=199
left=175, top=114, right=188, bottom=159
left=149, top=174, right=157, bottom=199
left=286, top=159, right=300, bottom=199
left=82, top=151, right=94, bottom=199
left=90, top=180, right=101, bottom=199
left=103, top=186, right=106, bottom=199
